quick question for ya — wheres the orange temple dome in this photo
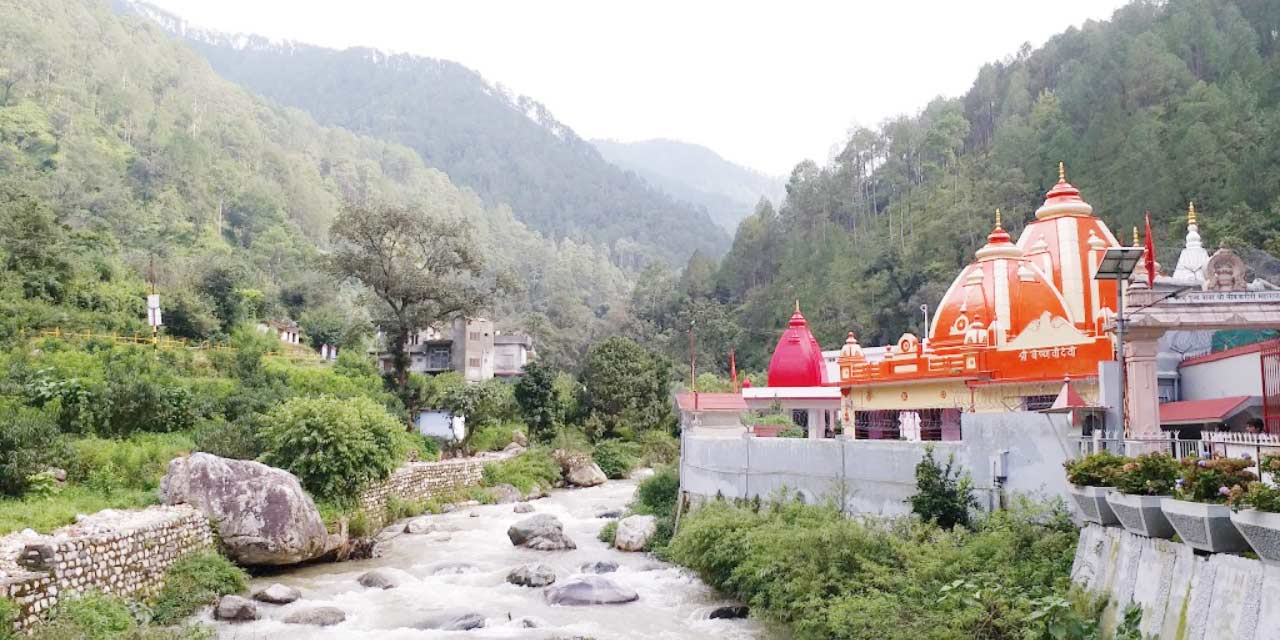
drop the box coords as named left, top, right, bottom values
left=767, top=303, right=827, bottom=387
left=930, top=211, right=1073, bottom=349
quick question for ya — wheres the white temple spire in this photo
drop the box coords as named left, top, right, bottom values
left=1173, top=201, right=1209, bottom=284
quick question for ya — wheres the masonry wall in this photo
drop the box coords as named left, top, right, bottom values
left=357, top=455, right=491, bottom=526
left=1072, top=523, right=1280, bottom=639
left=1, top=506, right=213, bottom=633
left=680, top=411, right=1076, bottom=515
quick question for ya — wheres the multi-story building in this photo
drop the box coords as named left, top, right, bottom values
left=376, top=317, right=535, bottom=382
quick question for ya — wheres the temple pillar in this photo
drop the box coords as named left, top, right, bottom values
left=807, top=408, right=820, bottom=439
left=1125, top=333, right=1162, bottom=436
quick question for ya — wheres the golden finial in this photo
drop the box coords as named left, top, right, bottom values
left=1058, top=161, right=1066, bottom=182
left=994, top=208, right=1003, bottom=230
left=795, top=299, right=800, bottom=313
left=1188, top=201, right=1197, bottom=226
left=1133, top=226, right=1139, bottom=246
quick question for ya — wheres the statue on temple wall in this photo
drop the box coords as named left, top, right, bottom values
left=1203, top=244, right=1249, bottom=292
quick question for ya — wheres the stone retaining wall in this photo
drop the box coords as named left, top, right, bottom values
left=1, top=505, right=213, bottom=633
left=357, top=451, right=513, bottom=527
left=1071, top=523, right=1280, bottom=639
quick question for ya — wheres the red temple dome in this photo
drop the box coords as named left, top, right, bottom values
left=767, top=302, right=827, bottom=387
left=930, top=211, right=1072, bottom=349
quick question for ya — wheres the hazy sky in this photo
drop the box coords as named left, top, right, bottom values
left=147, top=0, right=1130, bottom=176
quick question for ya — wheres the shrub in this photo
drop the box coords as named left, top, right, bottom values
left=67, top=433, right=194, bottom=492
left=598, top=520, right=618, bottom=544
left=635, top=430, right=680, bottom=466
left=385, top=496, right=426, bottom=522
left=593, top=440, right=641, bottom=479
left=750, top=412, right=794, bottom=427
left=1228, top=482, right=1280, bottom=512
left=192, top=418, right=261, bottom=460
left=468, top=420, right=516, bottom=452
left=0, top=403, right=68, bottom=496
left=776, top=426, right=806, bottom=438
left=627, top=465, right=679, bottom=551
left=36, top=592, right=134, bottom=640
left=1063, top=451, right=1125, bottom=487
left=482, top=448, right=561, bottom=493
left=403, top=432, right=440, bottom=462
left=1113, top=453, right=1179, bottom=495
left=1174, top=456, right=1257, bottom=503
left=909, top=446, right=977, bottom=530
left=0, top=597, right=16, bottom=640
left=514, top=360, right=560, bottom=443
left=348, top=510, right=373, bottom=538
left=151, top=552, right=247, bottom=625
left=260, top=395, right=407, bottom=503
left=1260, top=454, right=1280, bottom=478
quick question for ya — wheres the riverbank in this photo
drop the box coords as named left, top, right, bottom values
left=205, top=479, right=776, bottom=639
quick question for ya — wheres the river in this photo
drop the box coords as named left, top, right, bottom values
left=208, top=478, right=779, bottom=639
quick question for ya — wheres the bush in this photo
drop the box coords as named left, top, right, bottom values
left=67, top=433, right=194, bottom=493
left=468, top=420, right=517, bottom=452
left=909, top=446, right=977, bottom=530
left=348, top=510, right=373, bottom=538
left=1063, top=451, right=1125, bottom=487
left=260, top=395, right=407, bottom=503
left=192, top=418, right=261, bottom=460
left=1113, top=453, right=1179, bottom=495
left=385, top=495, right=426, bottom=522
left=482, top=448, right=561, bottom=493
left=0, top=402, right=68, bottom=496
left=36, top=591, right=135, bottom=640
left=593, top=440, right=640, bottom=479
left=777, top=426, right=806, bottom=438
left=403, top=432, right=440, bottom=462
left=635, top=430, right=680, bottom=466
left=624, top=465, right=679, bottom=552
left=151, top=552, right=247, bottom=625
left=1228, top=482, right=1280, bottom=512
left=598, top=520, right=618, bottom=544
left=0, top=597, right=16, bottom=640
left=1174, top=456, right=1256, bottom=503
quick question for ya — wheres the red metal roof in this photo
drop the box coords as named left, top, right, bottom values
left=674, top=392, right=747, bottom=412
left=1159, top=396, right=1254, bottom=425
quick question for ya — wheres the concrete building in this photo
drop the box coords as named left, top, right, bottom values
left=376, top=317, right=535, bottom=382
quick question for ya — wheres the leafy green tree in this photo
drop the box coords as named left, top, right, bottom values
left=909, top=447, right=978, bottom=530
left=513, top=360, right=560, bottom=443
left=0, top=189, right=72, bottom=302
left=581, top=337, right=675, bottom=440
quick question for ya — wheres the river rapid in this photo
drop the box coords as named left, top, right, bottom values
left=208, top=478, right=778, bottom=639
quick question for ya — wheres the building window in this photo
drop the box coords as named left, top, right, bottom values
left=1023, top=395, right=1056, bottom=412
left=469, top=331, right=481, bottom=341
left=469, top=357, right=481, bottom=368
left=409, top=334, right=420, bottom=346
left=427, top=347, right=450, bottom=370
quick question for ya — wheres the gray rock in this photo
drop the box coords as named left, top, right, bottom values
left=502, top=442, right=526, bottom=455
left=525, top=485, right=548, bottom=500
left=513, top=502, right=535, bottom=513
left=283, top=606, right=346, bottom=626
left=159, top=453, right=329, bottom=565
left=512, top=431, right=528, bottom=447
left=544, top=575, right=639, bottom=606
left=17, top=543, right=54, bottom=572
left=252, top=583, right=300, bottom=605
left=525, top=530, right=577, bottom=550
left=45, top=467, right=67, bottom=482
left=489, top=484, right=523, bottom=504
left=709, top=605, right=749, bottom=619
left=566, top=462, right=608, bottom=487
left=214, top=595, right=257, bottom=621
left=415, top=612, right=486, bottom=631
left=518, top=616, right=544, bottom=628
left=358, top=568, right=402, bottom=590
left=507, top=563, right=557, bottom=587
left=595, top=508, right=623, bottom=519
left=579, top=561, right=619, bottom=574
left=508, top=514, right=577, bottom=550
left=441, top=503, right=459, bottom=513
left=469, top=511, right=480, bottom=518
left=614, top=515, right=658, bottom=552
left=404, top=516, right=436, bottom=534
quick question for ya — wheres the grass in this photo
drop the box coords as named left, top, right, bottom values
left=482, top=447, right=561, bottom=493
left=24, top=591, right=215, bottom=640
left=150, top=552, right=247, bottom=625
left=0, top=486, right=157, bottom=534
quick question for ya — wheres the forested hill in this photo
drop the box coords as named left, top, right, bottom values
left=593, top=138, right=785, bottom=232
left=633, top=0, right=1280, bottom=374
left=0, top=0, right=630, bottom=367
left=123, top=1, right=728, bottom=269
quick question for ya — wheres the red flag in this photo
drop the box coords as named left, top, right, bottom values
left=1144, top=211, right=1156, bottom=287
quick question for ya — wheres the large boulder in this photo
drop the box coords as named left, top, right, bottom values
left=507, top=563, right=557, bottom=587
left=159, top=453, right=329, bottom=565
left=214, top=595, right=258, bottom=621
left=508, top=514, right=577, bottom=551
left=252, top=583, right=300, bottom=605
left=614, top=515, right=658, bottom=552
left=566, top=462, right=607, bottom=487
left=358, top=568, right=404, bottom=590
left=403, top=516, right=436, bottom=534
left=284, top=606, right=346, bottom=626
left=513, top=502, right=535, bottom=514
left=489, top=484, right=523, bottom=504
left=544, top=575, right=639, bottom=605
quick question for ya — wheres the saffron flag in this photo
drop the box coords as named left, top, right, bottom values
left=1144, top=212, right=1156, bottom=287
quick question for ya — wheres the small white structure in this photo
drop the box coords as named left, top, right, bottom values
left=416, top=410, right=466, bottom=442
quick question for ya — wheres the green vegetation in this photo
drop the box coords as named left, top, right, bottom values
left=630, top=466, right=680, bottom=552
left=259, top=396, right=407, bottom=504
left=514, top=361, right=562, bottom=443
left=597, top=520, right=618, bottom=544
left=150, top=552, right=247, bottom=626
left=21, top=590, right=213, bottom=640
left=1113, top=453, right=1181, bottom=496
left=1063, top=451, right=1125, bottom=487
left=0, top=597, right=17, bottom=640
left=1174, top=456, right=1256, bottom=503
left=909, top=447, right=978, bottom=530
left=669, top=497, right=1120, bottom=640
left=593, top=440, right=642, bottom=479
left=482, top=448, right=561, bottom=494
left=581, top=337, right=676, bottom=441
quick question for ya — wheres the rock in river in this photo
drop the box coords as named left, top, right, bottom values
left=489, top=483, right=524, bottom=504
left=358, top=568, right=404, bottom=590
left=579, top=560, right=619, bottom=574
left=710, top=605, right=750, bottom=619
left=566, top=462, right=608, bottom=487
left=508, top=514, right=577, bottom=550
left=544, top=575, right=639, bottom=606
left=159, top=453, right=329, bottom=566
left=252, top=583, right=300, bottom=605
left=507, top=563, right=557, bottom=587
left=284, top=606, right=346, bottom=626
left=614, top=515, right=658, bottom=552
left=416, top=611, right=486, bottom=631
left=513, top=502, right=535, bottom=513
left=214, top=595, right=257, bottom=621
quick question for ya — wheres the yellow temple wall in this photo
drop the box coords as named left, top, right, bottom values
left=843, top=378, right=1099, bottom=414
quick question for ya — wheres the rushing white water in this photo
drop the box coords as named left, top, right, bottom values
left=208, top=479, right=779, bottom=639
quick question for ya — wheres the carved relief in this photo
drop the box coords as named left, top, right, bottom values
left=1203, top=245, right=1248, bottom=292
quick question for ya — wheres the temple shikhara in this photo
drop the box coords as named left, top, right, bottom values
left=677, top=164, right=1280, bottom=441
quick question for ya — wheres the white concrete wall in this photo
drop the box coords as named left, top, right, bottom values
left=1180, top=352, right=1262, bottom=400
left=681, top=411, right=1077, bottom=516
left=1072, top=524, right=1280, bottom=640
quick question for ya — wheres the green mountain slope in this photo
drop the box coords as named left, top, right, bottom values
left=593, top=138, right=784, bottom=232
left=125, top=1, right=728, bottom=269
left=637, top=0, right=1280, bottom=372
left=0, top=0, right=628, bottom=366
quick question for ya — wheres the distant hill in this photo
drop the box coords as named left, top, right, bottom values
left=123, top=1, right=728, bottom=269
left=594, top=138, right=785, bottom=232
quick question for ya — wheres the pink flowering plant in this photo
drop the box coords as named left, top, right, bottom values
left=1173, top=456, right=1256, bottom=504
left=1227, top=482, right=1280, bottom=512
left=1112, top=453, right=1179, bottom=496
left=1260, top=454, right=1280, bottom=477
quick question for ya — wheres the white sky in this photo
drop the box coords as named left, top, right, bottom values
left=146, top=0, right=1130, bottom=176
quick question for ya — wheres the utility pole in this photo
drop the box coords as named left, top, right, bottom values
left=689, top=320, right=697, bottom=411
